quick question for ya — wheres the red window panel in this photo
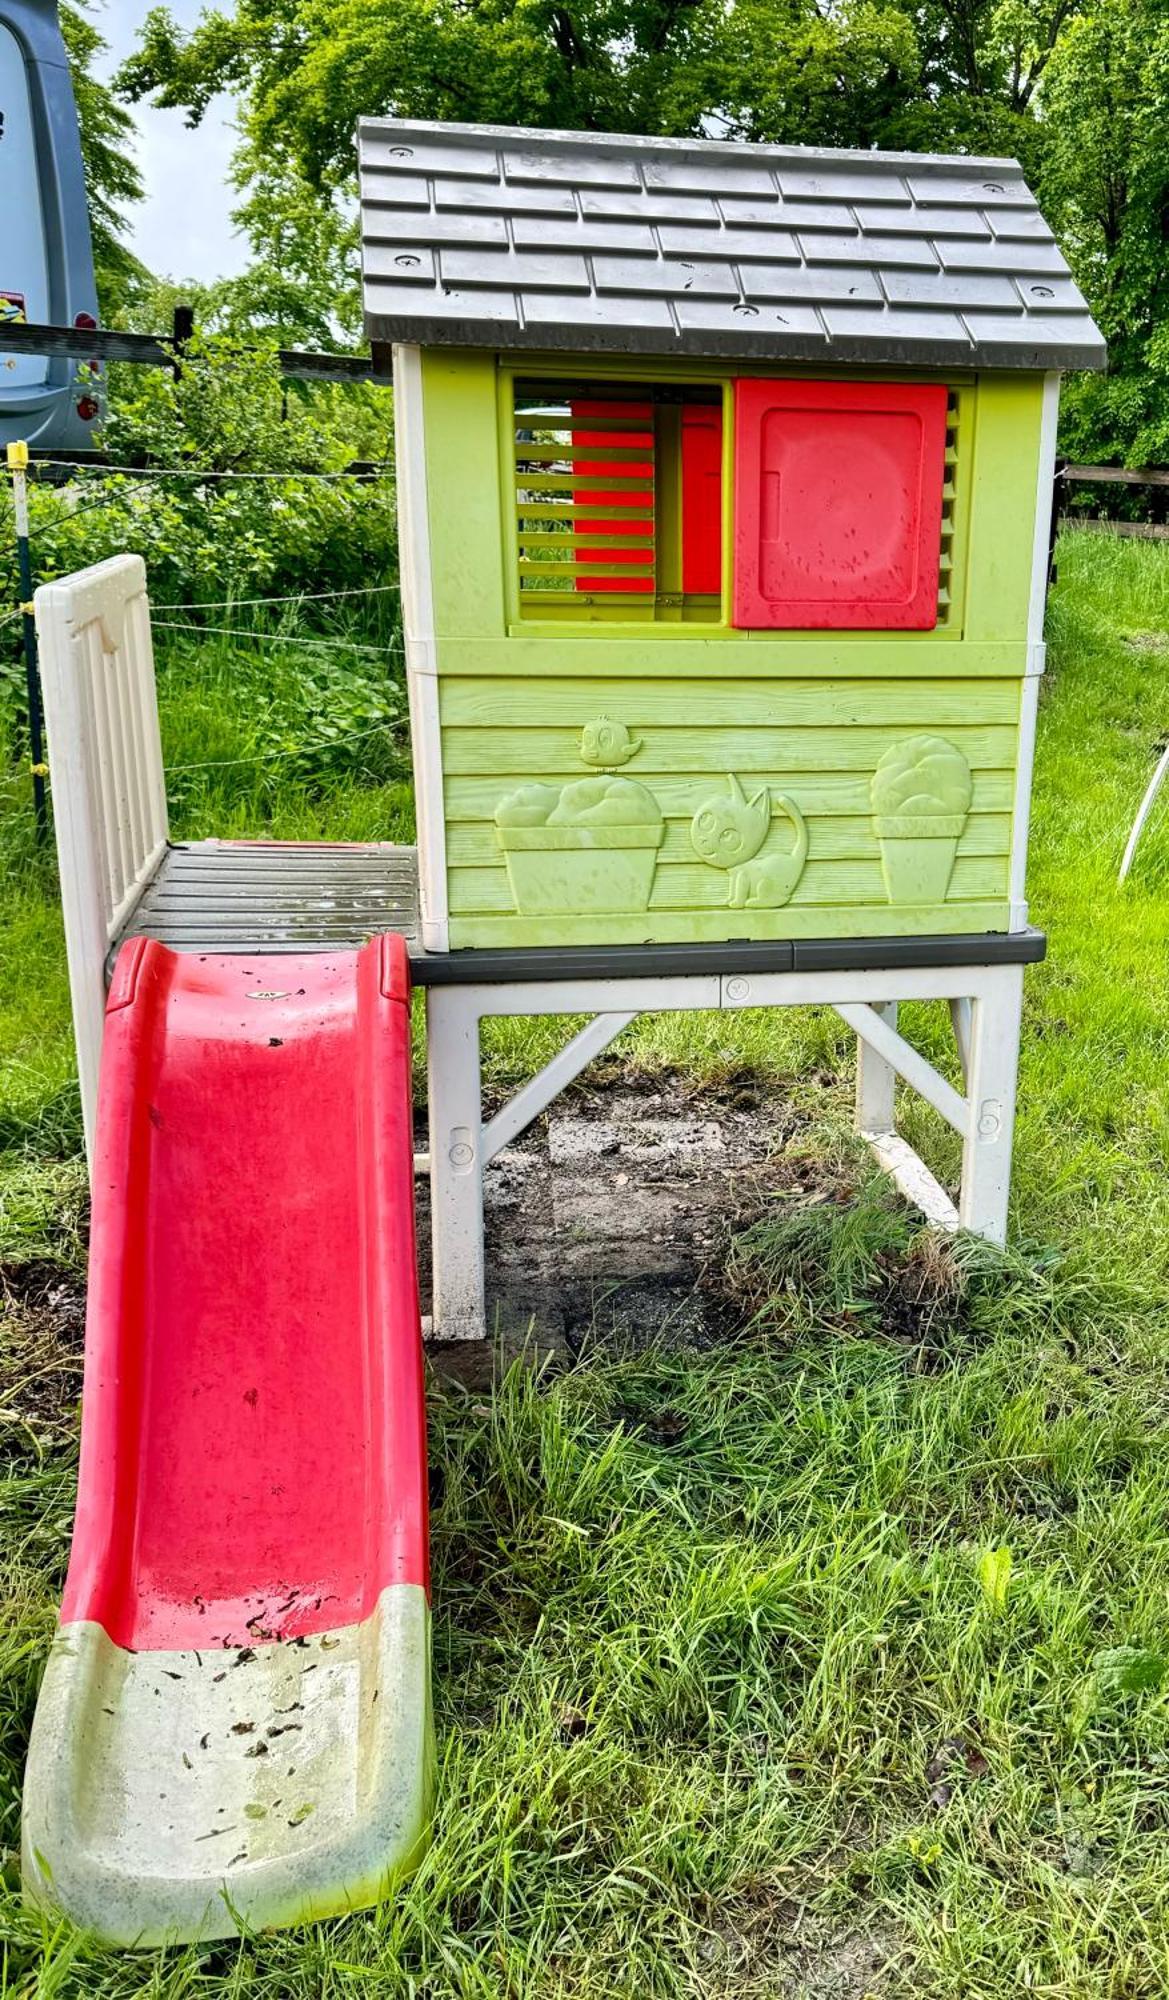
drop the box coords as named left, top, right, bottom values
left=681, top=405, right=723, bottom=596
left=732, top=379, right=948, bottom=630
left=570, top=399, right=655, bottom=593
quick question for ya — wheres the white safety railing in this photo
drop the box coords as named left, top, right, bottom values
left=36, top=554, right=168, bottom=1166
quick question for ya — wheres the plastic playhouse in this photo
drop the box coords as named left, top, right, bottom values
left=21, top=121, right=1103, bottom=1944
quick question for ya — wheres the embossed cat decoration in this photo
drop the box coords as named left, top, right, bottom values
left=690, top=774, right=808, bottom=909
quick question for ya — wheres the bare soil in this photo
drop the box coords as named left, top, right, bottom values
left=417, top=1075, right=808, bottom=1378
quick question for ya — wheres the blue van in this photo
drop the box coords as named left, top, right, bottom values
left=0, top=0, right=101, bottom=453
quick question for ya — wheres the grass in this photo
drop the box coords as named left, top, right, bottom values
left=3, top=531, right=1169, bottom=1993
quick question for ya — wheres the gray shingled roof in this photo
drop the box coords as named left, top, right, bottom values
left=359, top=119, right=1104, bottom=372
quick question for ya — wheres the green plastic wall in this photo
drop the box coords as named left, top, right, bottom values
left=418, top=350, right=1045, bottom=950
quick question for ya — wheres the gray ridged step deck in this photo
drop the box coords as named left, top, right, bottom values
left=116, top=839, right=1047, bottom=987
left=120, top=840, right=422, bottom=958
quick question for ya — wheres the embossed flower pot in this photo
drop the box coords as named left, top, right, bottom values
left=497, top=824, right=664, bottom=915
left=873, top=815, right=965, bottom=905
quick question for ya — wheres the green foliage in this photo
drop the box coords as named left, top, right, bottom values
left=58, top=2, right=146, bottom=313
left=1040, top=0, right=1169, bottom=466
left=0, top=314, right=397, bottom=618
left=109, top=0, right=1169, bottom=464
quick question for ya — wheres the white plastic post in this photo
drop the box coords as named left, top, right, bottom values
left=855, top=999, right=899, bottom=1135
left=36, top=555, right=168, bottom=1167
left=958, top=964, right=1024, bottom=1245
left=425, top=985, right=486, bottom=1341
left=838, top=1000, right=968, bottom=1136
left=394, top=343, right=450, bottom=953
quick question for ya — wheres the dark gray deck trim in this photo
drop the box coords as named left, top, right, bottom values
left=410, top=929, right=1046, bottom=986
left=112, top=841, right=1045, bottom=986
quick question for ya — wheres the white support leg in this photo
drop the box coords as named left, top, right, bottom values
left=958, top=965, right=1024, bottom=1246
left=482, top=1012, right=636, bottom=1163
left=949, top=996, right=972, bottom=1089
left=854, top=1000, right=899, bottom=1136
left=851, top=998, right=963, bottom=1232
left=836, top=1001, right=969, bottom=1137
left=420, top=959, right=1029, bottom=1336
left=425, top=986, right=486, bottom=1342
left=864, top=1130, right=960, bottom=1231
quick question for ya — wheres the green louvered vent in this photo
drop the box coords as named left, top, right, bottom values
left=937, top=389, right=961, bottom=626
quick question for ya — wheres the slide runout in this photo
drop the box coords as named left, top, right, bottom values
left=22, top=935, right=433, bottom=1945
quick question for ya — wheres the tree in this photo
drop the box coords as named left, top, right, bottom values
left=1040, top=0, right=1169, bottom=463
left=111, top=0, right=931, bottom=335
left=112, top=0, right=1169, bottom=464
left=60, top=2, right=147, bottom=312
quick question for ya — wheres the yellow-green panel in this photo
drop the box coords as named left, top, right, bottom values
left=421, top=349, right=506, bottom=639
left=448, top=904, right=1013, bottom=949
left=439, top=677, right=1021, bottom=730
left=434, top=636, right=1029, bottom=679
left=443, top=769, right=1017, bottom=821
left=445, top=812, right=1013, bottom=868
left=436, top=674, right=1020, bottom=946
left=963, top=373, right=1045, bottom=641
left=449, top=854, right=1008, bottom=914
left=442, top=723, right=1017, bottom=776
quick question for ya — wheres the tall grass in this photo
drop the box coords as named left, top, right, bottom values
left=2, top=532, right=1169, bottom=1994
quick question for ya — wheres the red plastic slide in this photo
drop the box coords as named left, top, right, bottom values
left=22, top=935, right=434, bottom=1944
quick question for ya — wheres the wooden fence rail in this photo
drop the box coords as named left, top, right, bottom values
left=1061, top=464, right=1169, bottom=489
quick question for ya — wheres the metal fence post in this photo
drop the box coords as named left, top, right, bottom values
left=7, top=440, right=47, bottom=841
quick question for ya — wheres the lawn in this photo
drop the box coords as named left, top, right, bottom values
left=2, top=531, right=1169, bottom=1996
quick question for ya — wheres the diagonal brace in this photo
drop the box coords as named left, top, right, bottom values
left=481, top=1011, right=637, bottom=1163
left=835, top=1001, right=969, bottom=1138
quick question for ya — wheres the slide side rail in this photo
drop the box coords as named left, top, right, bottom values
left=36, top=553, right=168, bottom=1164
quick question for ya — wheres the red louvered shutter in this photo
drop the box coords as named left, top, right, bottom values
left=570, top=399, right=655, bottom=593
left=681, top=405, right=723, bottom=596
left=732, top=379, right=948, bottom=630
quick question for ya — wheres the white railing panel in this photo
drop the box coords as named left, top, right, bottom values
left=36, top=554, right=169, bottom=1165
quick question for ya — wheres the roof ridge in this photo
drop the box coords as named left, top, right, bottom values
left=356, top=115, right=1025, bottom=179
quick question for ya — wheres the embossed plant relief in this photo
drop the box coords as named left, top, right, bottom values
left=870, top=735, right=973, bottom=905
left=492, top=718, right=972, bottom=920
left=690, top=775, right=809, bottom=909
left=494, top=719, right=664, bottom=915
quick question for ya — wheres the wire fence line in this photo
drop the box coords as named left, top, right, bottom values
left=6, top=576, right=402, bottom=637
left=4, top=592, right=401, bottom=636
left=153, top=582, right=402, bottom=610
left=169, top=717, right=398, bottom=772
left=152, top=620, right=403, bottom=655
left=32, top=460, right=393, bottom=483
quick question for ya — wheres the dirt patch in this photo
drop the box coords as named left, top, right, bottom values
left=418, top=1082, right=808, bottom=1367
left=0, top=1259, right=87, bottom=1444
left=874, top=1232, right=971, bottom=1360
left=696, top=1881, right=899, bottom=1998
left=4, top=1079, right=839, bottom=1393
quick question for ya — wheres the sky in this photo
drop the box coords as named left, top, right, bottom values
left=95, top=0, right=248, bottom=283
